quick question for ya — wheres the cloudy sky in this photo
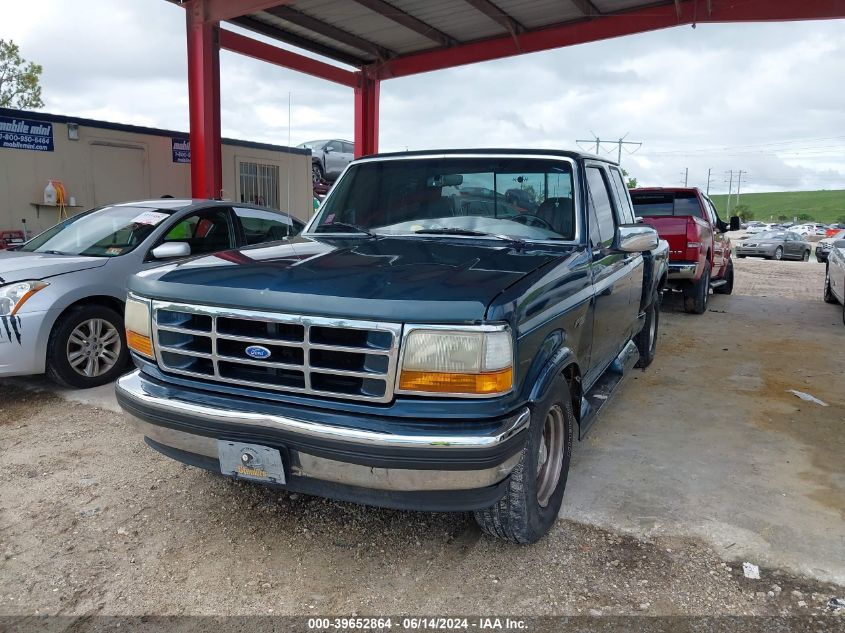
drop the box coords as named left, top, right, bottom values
left=3, top=1, right=844, bottom=194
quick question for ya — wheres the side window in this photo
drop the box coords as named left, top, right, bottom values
left=160, top=209, right=235, bottom=256
left=342, top=142, right=355, bottom=154
left=608, top=167, right=635, bottom=224
left=703, top=197, right=718, bottom=225
left=586, top=167, right=618, bottom=248
left=326, top=140, right=342, bottom=152
left=235, top=207, right=293, bottom=245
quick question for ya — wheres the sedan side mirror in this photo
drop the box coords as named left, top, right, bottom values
left=616, top=224, right=659, bottom=252
left=324, top=145, right=333, bottom=153
left=729, top=216, right=741, bottom=232
left=151, top=242, right=191, bottom=260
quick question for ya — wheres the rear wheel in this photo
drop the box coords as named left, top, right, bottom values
left=824, top=266, right=838, bottom=304
left=683, top=265, right=710, bottom=314
left=46, top=304, right=128, bottom=388
left=714, top=260, right=734, bottom=295
left=474, top=375, right=574, bottom=544
left=634, top=290, right=660, bottom=368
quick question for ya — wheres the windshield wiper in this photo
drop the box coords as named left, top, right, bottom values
left=40, top=250, right=72, bottom=255
left=315, top=222, right=374, bottom=237
left=414, top=228, right=525, bottom=247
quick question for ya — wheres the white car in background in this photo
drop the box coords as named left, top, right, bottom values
left=745, top=222, right=772, bottom=235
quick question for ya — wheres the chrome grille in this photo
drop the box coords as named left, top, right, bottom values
left=151, top=301, right=402, bottom=403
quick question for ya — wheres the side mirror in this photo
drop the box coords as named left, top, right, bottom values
left=324, top=145, right=333, bottom=153
left=729, top=216, right=741, bottom=232
left=151, top=242, right=191, bottom=260
left=616, top=224, right=659, bottom=252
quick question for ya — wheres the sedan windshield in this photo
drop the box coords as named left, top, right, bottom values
left=311, top=157, right=576, bottom=241
left=20, top=206, right=175, bottom=257
left=756, top=231, right=786, bottom=240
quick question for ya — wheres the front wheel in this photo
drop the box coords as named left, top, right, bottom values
left=635, top=290, right=660, bottom=368
left=311, top=162, right=324, bottom=184
left=714, top=260, right=734, bottom=295
left=774, top=246, right=784, bottom=261
left=683, top=265, right=710, bottom=314
left=46, top=304, right=129, bottom=388
left=474, top=375, right=574, bottom=544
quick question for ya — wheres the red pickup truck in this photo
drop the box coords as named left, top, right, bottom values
left=630, top=187, right=740, bottom=314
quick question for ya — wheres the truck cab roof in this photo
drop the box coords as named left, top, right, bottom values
left=361, top=148, right=616, bottom=165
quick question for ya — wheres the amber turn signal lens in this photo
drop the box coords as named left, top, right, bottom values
left=126, top=330, right=153, bottom=358
left=398, top=368, right=512, bottom=395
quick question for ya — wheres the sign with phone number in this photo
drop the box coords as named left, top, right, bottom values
left=0, top=115, right=54, bottom=152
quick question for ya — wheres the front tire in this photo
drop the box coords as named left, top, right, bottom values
left=46, top=304, right=128, bottom=389
left=474, top=375, right=574, bottom=544
left=714, top=260, right=734, bottom=295
left=635, top=290, right=660, bottom=368
left=683, top=265, right=710, bottom=314
left=311, top=162, right=324, bottom=184
left=774, top=246, right=784, bottom=261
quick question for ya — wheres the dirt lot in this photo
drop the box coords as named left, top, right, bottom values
left=1, top=257, right=843, bottom=619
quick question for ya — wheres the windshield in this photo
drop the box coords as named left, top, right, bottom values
left=310, top=157, right=576, bottom=241
left=20, top=206, right=175, bottom=257
left=756, top=231, right=786, bottom=240
left=631, top=191, right=703, bottom=219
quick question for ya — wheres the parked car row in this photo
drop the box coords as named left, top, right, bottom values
left=816, top=229, right=845, bottom=263
left=734, top=230, right=812, bottom=261
left=0, top=200, right=303, bottom=388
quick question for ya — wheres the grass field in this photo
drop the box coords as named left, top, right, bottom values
left=710, top=190, right=845, bottom=224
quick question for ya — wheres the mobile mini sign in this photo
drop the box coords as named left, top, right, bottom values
left=0, top=116, right=54, bottom=152
left=172, top=138, right=190, bottom=163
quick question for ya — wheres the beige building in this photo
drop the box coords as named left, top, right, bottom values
left=0, top=107, right=312, bottom=237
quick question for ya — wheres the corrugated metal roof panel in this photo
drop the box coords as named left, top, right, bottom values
left=495, top=0, right=586, bottom=29
left=290, top=0, right=437, bottom=55
left=252, top=11, right=379, bottom=60
left=387, top=0, right=509, bottom=42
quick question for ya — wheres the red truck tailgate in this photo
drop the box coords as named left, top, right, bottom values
left=639, top=216, right=691, bottom=261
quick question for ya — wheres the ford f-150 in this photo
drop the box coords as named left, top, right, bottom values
left=117, top=150, right=668, bottom=543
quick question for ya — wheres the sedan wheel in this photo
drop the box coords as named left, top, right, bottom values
left=46, top=304, right=129, bottom=389
left=774, top=246, right=784, bottom=261
left=67, top=318, right=122, bottom=378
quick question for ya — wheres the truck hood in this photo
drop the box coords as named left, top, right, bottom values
left=130, top=236, right=564, bottom=322
left=0, top=251, right=108, bottom=284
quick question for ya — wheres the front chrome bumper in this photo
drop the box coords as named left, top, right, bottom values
left=116, top=370, right=529, bottom=495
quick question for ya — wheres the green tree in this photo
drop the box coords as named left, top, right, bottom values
left=777, top=215, right=788, bottom=222
left=796, top=213, right=814, bottom=222
left=0, top=39, right=44, bottom=109
left=733, top=204, right=754, bottom=222
left=621, top=168, right=637, bottom=189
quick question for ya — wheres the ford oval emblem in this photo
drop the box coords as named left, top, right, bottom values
left=245, top=345, right=271, bottom=360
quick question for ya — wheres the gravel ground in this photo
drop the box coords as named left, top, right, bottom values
left=1, top=256, right=843, bottom=620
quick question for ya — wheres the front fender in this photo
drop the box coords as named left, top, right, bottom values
left=524, top=331, right=579, bottom=405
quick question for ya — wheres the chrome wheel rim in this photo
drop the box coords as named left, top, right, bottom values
left=311, top=164, right=321, bottom=183
left=536, top=405, right=565, bottom=508
left=775, top=248, right=783, bottom=260
left=66, top=318, right=121, bottom=378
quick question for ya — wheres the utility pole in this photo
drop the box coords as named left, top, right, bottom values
left=706, top=168, right=713, bottom=195
left=682, top=167, right=689, bottom=187
left=725, top=170, right=734, bottom=215
left=576, top=133, right=642, bottom=166
left=735, top=170, right=747, bottom=208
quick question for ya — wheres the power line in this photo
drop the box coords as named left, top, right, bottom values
left=576, top=132, right=642, bottom=165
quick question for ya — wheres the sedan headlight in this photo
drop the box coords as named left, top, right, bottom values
left=397, top=326, right=513, bottom=396
left=125, top=295, right=154, bottom=358
left=0, top=280, right=49, bottom=316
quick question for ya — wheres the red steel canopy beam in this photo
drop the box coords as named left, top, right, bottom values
left=186, top=1, right=222, bottom=199
left=373, top=0, right=845, bottom=79
left=354, top=74, right=380, bottom=158
left=219, top=29, right=358, bottom=88
left=203, top=0, right=293, bottom=23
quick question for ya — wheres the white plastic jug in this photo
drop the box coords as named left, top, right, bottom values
left=43, top=181, right=57, bottom=206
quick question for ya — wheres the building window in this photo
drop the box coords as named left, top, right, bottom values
left=239, top=161, right=280, bottom=209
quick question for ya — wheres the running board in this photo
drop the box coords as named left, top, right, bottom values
left=578, top=340, right=640, bottom=440
left=710, top=278, right=727, bottom=288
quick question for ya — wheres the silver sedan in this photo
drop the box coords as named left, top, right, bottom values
left=824, top=238, right=845, bottom=325
left=734, top=230, right=812, bottom=261
left=0, top=199, right=302, bottom=388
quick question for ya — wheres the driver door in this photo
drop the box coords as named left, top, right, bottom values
left=324, top=140, right=345, bottom=178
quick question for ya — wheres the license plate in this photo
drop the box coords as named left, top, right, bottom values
left=217, top=440, right=286, bottom=484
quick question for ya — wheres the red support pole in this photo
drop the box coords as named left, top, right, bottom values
left=186, top=1, right=222, bottom=199
left=353, top=73, right=379, bottom=158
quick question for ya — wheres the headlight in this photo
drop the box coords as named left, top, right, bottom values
left=125, top=295, right=154, bottom=358
left=0, top=280, right=49, bottom=316
left=397, top=326, right=513, bottom=396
